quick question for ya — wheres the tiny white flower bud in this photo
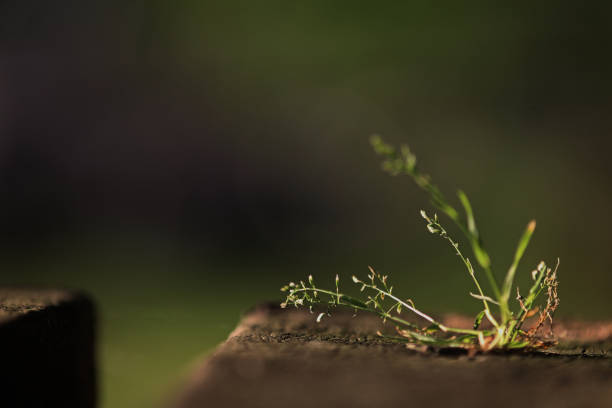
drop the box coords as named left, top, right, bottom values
left=427, top=224, right=439, bottom=234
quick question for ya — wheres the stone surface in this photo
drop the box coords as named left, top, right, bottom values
left=0, top=287, right=96, bottom=407
left=170, top=303, right=612, bottom=408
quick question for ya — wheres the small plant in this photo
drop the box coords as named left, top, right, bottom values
left=281, top=136, right=559, bottom=351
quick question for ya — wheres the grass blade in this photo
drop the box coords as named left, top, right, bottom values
left=473, top=310, right=486, bottom=329
left=458, top=190, right=478, bottom=239
left=502, top=220, right=536, bottom=302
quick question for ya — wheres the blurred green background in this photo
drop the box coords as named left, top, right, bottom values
left=1, top=1, right=611, bottom=407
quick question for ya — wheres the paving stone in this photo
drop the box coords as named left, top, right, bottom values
left=0, top=288, right=96, bottom=407
left=169, top=303, right=612, bottom=408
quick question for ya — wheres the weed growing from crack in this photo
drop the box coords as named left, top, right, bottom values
left=281, top=136, right=560, bottom=351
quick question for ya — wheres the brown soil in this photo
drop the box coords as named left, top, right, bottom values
left=170, top=303, right=612, bottom=408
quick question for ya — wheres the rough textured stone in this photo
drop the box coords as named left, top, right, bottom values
left=169, top=303, right=612, bottom=408
left=0, top=287, right=96, bottom=407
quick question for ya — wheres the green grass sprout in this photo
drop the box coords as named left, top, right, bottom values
left=281, top=136, right=560, bottom=351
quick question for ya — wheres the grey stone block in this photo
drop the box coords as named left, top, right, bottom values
left=169, top=303, right=612, bottom=408
left=0, top=288, right=96, bottom=408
